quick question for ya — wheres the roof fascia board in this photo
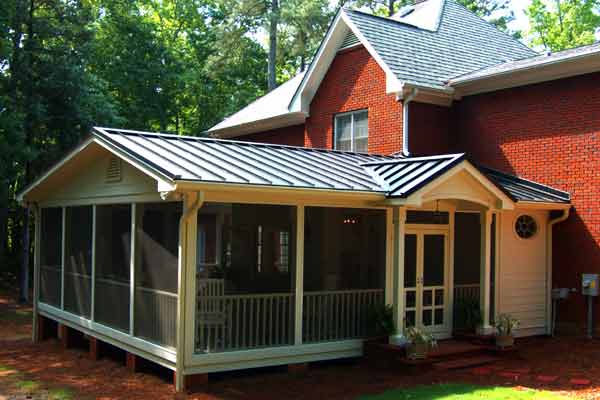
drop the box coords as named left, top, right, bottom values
left=17, top=137, right=96, bottom=203
left=451, top=52, right=600, bottom=97
left=341, top=11, right=404, bottom=95
left=289, top=10, right=404, bottom=114
left=92, top=128, right=176, bottom=189
left=173, top=179, right=386, bottom=201
left=515, top=201, right=571, bottom=210
left=209, top=112, right=306, bottom=139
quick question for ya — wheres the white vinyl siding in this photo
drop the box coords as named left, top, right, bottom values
left=334, top=110, right=368, bottom=152
left=498, top=210, right=548, bottom=336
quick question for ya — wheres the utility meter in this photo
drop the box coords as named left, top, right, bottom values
left=582, top=274, right=600, bottom=297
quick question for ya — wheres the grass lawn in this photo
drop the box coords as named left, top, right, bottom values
left=0, top=362, right=75, bottom=400
left=358, top=383, right=568, bottom=400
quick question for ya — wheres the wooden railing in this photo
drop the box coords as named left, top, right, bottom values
left=94, top=277, right=130, bottom=332
left=196, top=293, right=294, bottom=353
left=302, top=289, right=385, bottom=343
left=454, top=284, right=480, bottom=301
left=135, top=286, right=178, bottom=348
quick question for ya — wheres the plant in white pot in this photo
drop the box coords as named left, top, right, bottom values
left=494, top=314, right=519, bottom=348
left=405, top=326, right=437, bottom=360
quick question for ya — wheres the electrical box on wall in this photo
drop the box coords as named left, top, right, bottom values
left=582, top=274, right=599, bottom=297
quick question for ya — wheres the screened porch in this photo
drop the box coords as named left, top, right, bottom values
left=38, top=201, right=182, bottom=350
left=194, top=203, right=387, bottom=354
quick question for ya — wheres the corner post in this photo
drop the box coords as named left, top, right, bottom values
left=175, top=192, right=203, bottom=392
left=32, top=205, right=41, bottom=342
left=391, top=207, right=407, bottom=343
left=294, top=204, right=305, bottom=346
left=479, top=209, right=493, bottom=334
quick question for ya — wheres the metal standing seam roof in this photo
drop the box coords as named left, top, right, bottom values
left=362, top=153, right=465, bottom=197
left=479, top=167, right=571, bottom=203
left=93, top=127, right=391, bottom=193
left=92, top=128, right=570, bottom=204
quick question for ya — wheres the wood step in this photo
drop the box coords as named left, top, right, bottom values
left=432, top=355, right=500, bottom=370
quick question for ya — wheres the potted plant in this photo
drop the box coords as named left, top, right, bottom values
left=366, top=304, right=395, bottom=341
left=453, top=296, right=482, bottom=334
left=494, top=314, right=519, bottom=348
left=405, top=326, right=437, bottom=360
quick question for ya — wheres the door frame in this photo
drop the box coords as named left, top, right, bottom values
left=404, top=224, right=452, bottom=339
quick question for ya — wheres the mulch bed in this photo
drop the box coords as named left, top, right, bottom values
left=1, top=291, right=600, bottom=399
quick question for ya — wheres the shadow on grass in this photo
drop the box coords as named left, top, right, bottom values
left=357, top=383, right=568, bottom=400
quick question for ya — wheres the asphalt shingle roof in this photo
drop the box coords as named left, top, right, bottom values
left=344, top=0, right=536, bottom=90
left=449, top=41, right=600, bottom=84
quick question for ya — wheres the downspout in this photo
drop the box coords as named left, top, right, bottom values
left=546, top=207, right=570, bottom=336
left=175, top=191, right=204, bottom=392
left=402, top=88, right=419, bottom=157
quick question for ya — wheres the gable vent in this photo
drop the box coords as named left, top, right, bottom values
left=339, top=30, right=360, bottom=50
left=105, top=156, right=122, bottom=183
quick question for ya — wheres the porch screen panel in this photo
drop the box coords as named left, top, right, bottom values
left=195, top=203, right=296, bottom=354
left=40, top=207, right=63, bottom=307
left=64, top=206, right=93, bottom=318
left=303, top=207, right=386, bottom=343
left=135, top=202, right=181, bottom=348
left=94, top=204, right=131, bottom=332
left=453, top=212, right=481, bottom=331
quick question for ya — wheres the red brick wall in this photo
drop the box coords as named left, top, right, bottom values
left=453, top=72, right=600, bottom=328
left=236, top=124, right=305, bottom=147
left=305, top=46, right=403, bottom=154
left=410, top=102, right=452, bottom=156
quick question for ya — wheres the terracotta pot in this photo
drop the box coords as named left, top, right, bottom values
left=495, top=334, right=514, bottom=348
left=407, top=342, right=429, bottom=360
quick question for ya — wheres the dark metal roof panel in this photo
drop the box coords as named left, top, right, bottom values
left=480, top=167, right=571, bottom=203
left=363, top=154, right=465, bottom=197
left=93, top=127, right=391, bottom=193
left=91, top=127, right=570, bottom=204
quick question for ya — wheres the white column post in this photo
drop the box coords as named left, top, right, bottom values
left=129, top=203, right=137, bottom=336
left=294, top=204, right=305, bottom=346
left=90, top=205, right=97, bottom=321
left=391, top=207, right=407, bottom=344
left=385, top=208, right=394, bottom=306
left=61, top=207, right=66, bottom=310
left=176, top=192, right=203, bottom=392
left=448, top=206, right=456, bottom=334
left=32, top=205, right=41, bottom=342
left=479, top=209, right=493, bottom=334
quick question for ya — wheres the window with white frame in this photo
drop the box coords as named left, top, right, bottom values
left=334, top=110, right=368, bottom=152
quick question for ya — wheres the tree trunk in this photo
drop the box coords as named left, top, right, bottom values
left=0, top=186, right=7, bottom=268
left=19, top=0, right=36, bottom=304
left=388, top=0, right=395, bottom=16
left=267, top=0, right=278, bottom=92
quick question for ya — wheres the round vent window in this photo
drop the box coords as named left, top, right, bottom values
left=515, top=215, right=538, bottom=239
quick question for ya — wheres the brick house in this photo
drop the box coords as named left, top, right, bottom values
left=18, top=0, right=595, bottom=391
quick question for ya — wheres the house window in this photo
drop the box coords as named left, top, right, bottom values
left=334, top=110, right=368, bottom=152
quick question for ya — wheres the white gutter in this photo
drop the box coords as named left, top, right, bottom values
left=175, top=191, right=204, bottom=391
left=402, top=88, right=419, bottom=157
left=546, top=207, right=571, bottom=335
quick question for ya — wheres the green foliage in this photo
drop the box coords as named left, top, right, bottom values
left=358, top=383, right=569, bottom=400
left=457, top=0, right=517, bottom=34
left=367, top=304, right=395, bottom=336
left=527, top=0, right=600, bottom=51
left=453, top=296, right=482, bottom=332
left=404, top=326, right=436, bottom=345
left=494, top=313, right=520, bottom=336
